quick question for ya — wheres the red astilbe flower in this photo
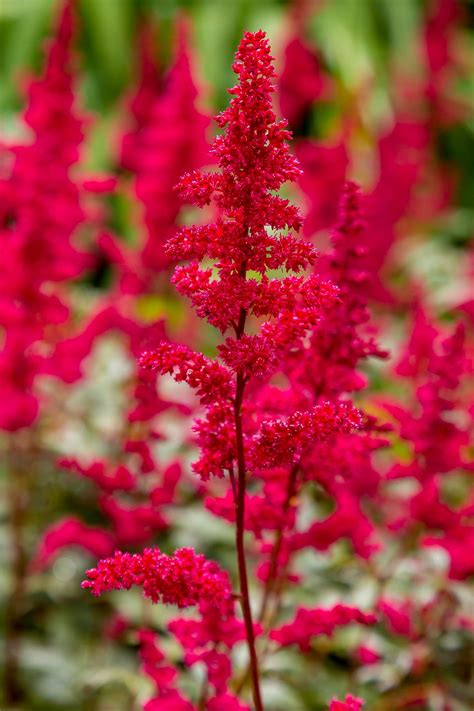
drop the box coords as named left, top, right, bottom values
left=120, top=25, right=162, bottom=172
left=138, top=629, right=196, bottom=711
left=0, top=0, right=88, bottom=431
left=329, top=695, right=364, bottom=711
left=58, top=458, right=136, bottom=493
left=142, top=30, right=353, bottom=484
left=23, top=0, right=84, bottom=167
left=360, top=119, right=430, bottom=303
left=140, top=343, right=233, bottom=405
left=139, top=623, right=252, bottom=710
left=251, top=401, right=362, bottom=468
left=237, top=184, right=389, bottom=694
left=169, top=600, right=252, bottom=697
left=175, top=31, right=303, bottom=260
left=35, top=517, right=115, bottom=569
left=120, top=20, right=209, bottom=283
left=139, top=29, right=359, bottom=711
left=381, top=306, right=474, bottom=580
left=385, top=304, right=472, bottom=484
left=87, top=30, right=362, bottom=711
left=289, top=181, right=388, bottom=400
left=270, top=604, right=376, bottom=651
left=82, top=547, right=231, bottom=608
left=252, top=183, right=388, bottom=609
left=296, top=139, right=349, bottom=236
left=279, top=34, right=330, bottom=133
left=424, top=0, right=467, bottom=126
left=289, top=488, right=379, bottom=560
left=377, top=598, right=419, bottom=640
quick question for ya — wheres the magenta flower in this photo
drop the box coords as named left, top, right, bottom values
left=82, top=547, right=232, bottom=608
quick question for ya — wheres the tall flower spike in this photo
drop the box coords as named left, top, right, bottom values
left=24, top=0, right=84, bottom=167
left=131, top=19, right=209, bottom=278
left=120, top=24, right=162, bottom=172
left=0, top=0, right=87, bottom=431
left=140, top=30, right=361, bottom=711
left=302, top=180, right=388, bottom=398
left=279, top=34, right=330, bottom=133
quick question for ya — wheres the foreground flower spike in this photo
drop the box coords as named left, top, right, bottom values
left=82, top=547, right=231, bottom=608
left=141, top=29, right=356, bottom=709
left=178, top=31, right=304, bottom=711
left=106, top=30, right=360, bottom=710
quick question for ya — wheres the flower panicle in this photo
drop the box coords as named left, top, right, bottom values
left=82, top=547, right=232, bottom=609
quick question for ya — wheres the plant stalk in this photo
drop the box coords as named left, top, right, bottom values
left=234, top=368, right=264, bottom=711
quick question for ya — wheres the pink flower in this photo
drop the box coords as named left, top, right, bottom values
left=0, top=0, right=88, bottom=430
left=59, top=458, right=136, bottom=493
left=139, top=630, right=196, bottom=711
left=123, top=20, right=209, bottom=279
left=329, top=695, right=364, bottom=710
left=120, top=24, right=162, bottom=172
left=207, top=693, right=251, bottom=710
left=291, top=490, right=379, bottom=559
left=271, top=604, right=376, bottom=651
left=35, top=518, right=114, bottom=569
left=140, top=342, right=233, bottom=404
left=378, top=598, right=418, bottom=640
left=356, top=645, right=381, bottom=665
left=279, top=35, right=330, bottom=131
left=82, top=547, right=232, bottom=608
left=297, top=139, right=348, bottom=235
left=251, top=401, right=362, bottom=468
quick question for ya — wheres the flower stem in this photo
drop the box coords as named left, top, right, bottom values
left=234, top=369, right=264, bottom=711
left=234, top=463, right=300, bottom=696
left=232, top=281, right=264, bottom=710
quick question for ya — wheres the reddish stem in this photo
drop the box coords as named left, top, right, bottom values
left=234, top=369, right=264, bottom=711
left=231, top=272, right=264, bottom=709
left=234, top=463, right=300, bottom=696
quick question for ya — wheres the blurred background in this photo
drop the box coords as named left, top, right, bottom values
left=0, top=1, right=473, bottom=710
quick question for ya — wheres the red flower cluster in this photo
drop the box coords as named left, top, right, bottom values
left=270, top=604, right=376, bottom=651
left=0, top=0, right=87, bottom=430
left=279, top=35, right=330, bottom=132
left=82, top=547, right=231, bottom=608
left=120, top=21, right=209, bottom=282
